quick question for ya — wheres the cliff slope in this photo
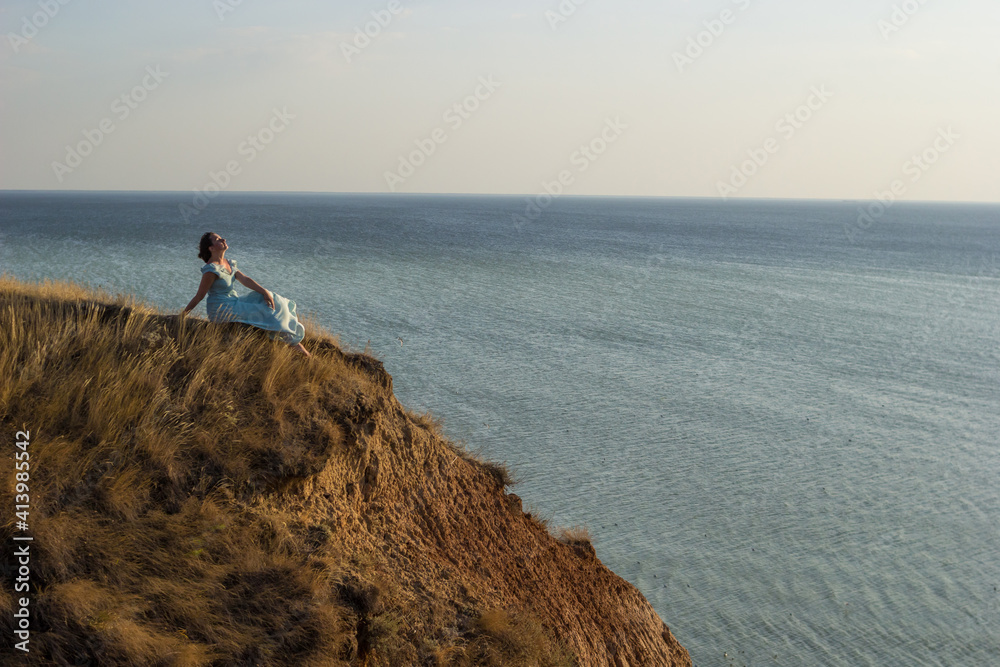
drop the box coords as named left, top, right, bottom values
left=0, top=276, right=691, bottom=666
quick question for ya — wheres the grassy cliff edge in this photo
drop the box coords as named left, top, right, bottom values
left=0, top=275, right=691, bottom=666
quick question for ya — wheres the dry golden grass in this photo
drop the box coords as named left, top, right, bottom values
left=555, top=526, right=592, bottom=548
left=0, top=275, right=576, bottom=666
left=463, top=609, right=575, bottom=667
left=479, top=460, right=516, bottom=490
left=523, top=505, right=553, bottom=532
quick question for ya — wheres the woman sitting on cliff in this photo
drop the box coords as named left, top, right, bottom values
left=182, top=232, right=310, bottom=357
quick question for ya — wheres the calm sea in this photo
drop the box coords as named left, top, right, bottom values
left=2, top=192, right=998, bottom=667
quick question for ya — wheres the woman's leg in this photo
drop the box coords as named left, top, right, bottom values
left=291, top=342, right=311, bottom=357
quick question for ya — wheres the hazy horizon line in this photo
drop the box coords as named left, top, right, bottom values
left=3, top=189, right=999, bottom=207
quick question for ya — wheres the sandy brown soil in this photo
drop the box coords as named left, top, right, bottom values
left=289, top=344, right=692, bottom=666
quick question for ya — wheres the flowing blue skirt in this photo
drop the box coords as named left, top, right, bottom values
left=206, top=291, right=304, bottom=345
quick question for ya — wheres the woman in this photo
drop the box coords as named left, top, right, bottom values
left=182, top=232, right=310, bottom=357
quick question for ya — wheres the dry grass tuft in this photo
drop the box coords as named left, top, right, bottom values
left=480, top=460, right=516, bottom=490
left=523, top=505, right=553, bottom=532
left=555, top=526, right=596, bottom=558
left=408, top=409, right=445, bottom=436
left=556, top=526, right=592, bottom=548
left=462, top=609, right=576, bottom=667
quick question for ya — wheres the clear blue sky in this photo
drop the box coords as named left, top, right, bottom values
left=2, top=0, right=997, bottom=201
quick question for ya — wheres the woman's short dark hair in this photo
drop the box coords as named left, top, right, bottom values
left=198, top=232, right=215, bottom=263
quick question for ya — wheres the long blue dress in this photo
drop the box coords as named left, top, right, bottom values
left=201, top=257, right=305, bottom=345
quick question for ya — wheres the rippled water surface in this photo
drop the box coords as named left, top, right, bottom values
left=3, top=192, right=998, bottom=666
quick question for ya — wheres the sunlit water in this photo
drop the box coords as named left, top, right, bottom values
left=3, top=192, right=998, bottom=667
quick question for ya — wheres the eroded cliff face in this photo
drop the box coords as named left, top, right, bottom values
left=290, top=344, right=692, bottom=666
left=0, top=284, right=691, bottom=665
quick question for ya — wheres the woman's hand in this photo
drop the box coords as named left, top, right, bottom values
left=263, top=290, right=275, bottom=310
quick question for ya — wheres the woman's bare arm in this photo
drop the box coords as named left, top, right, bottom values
left=235, top=271, right=275, bottom=308
left=182, top=273, right=216, bottom=315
